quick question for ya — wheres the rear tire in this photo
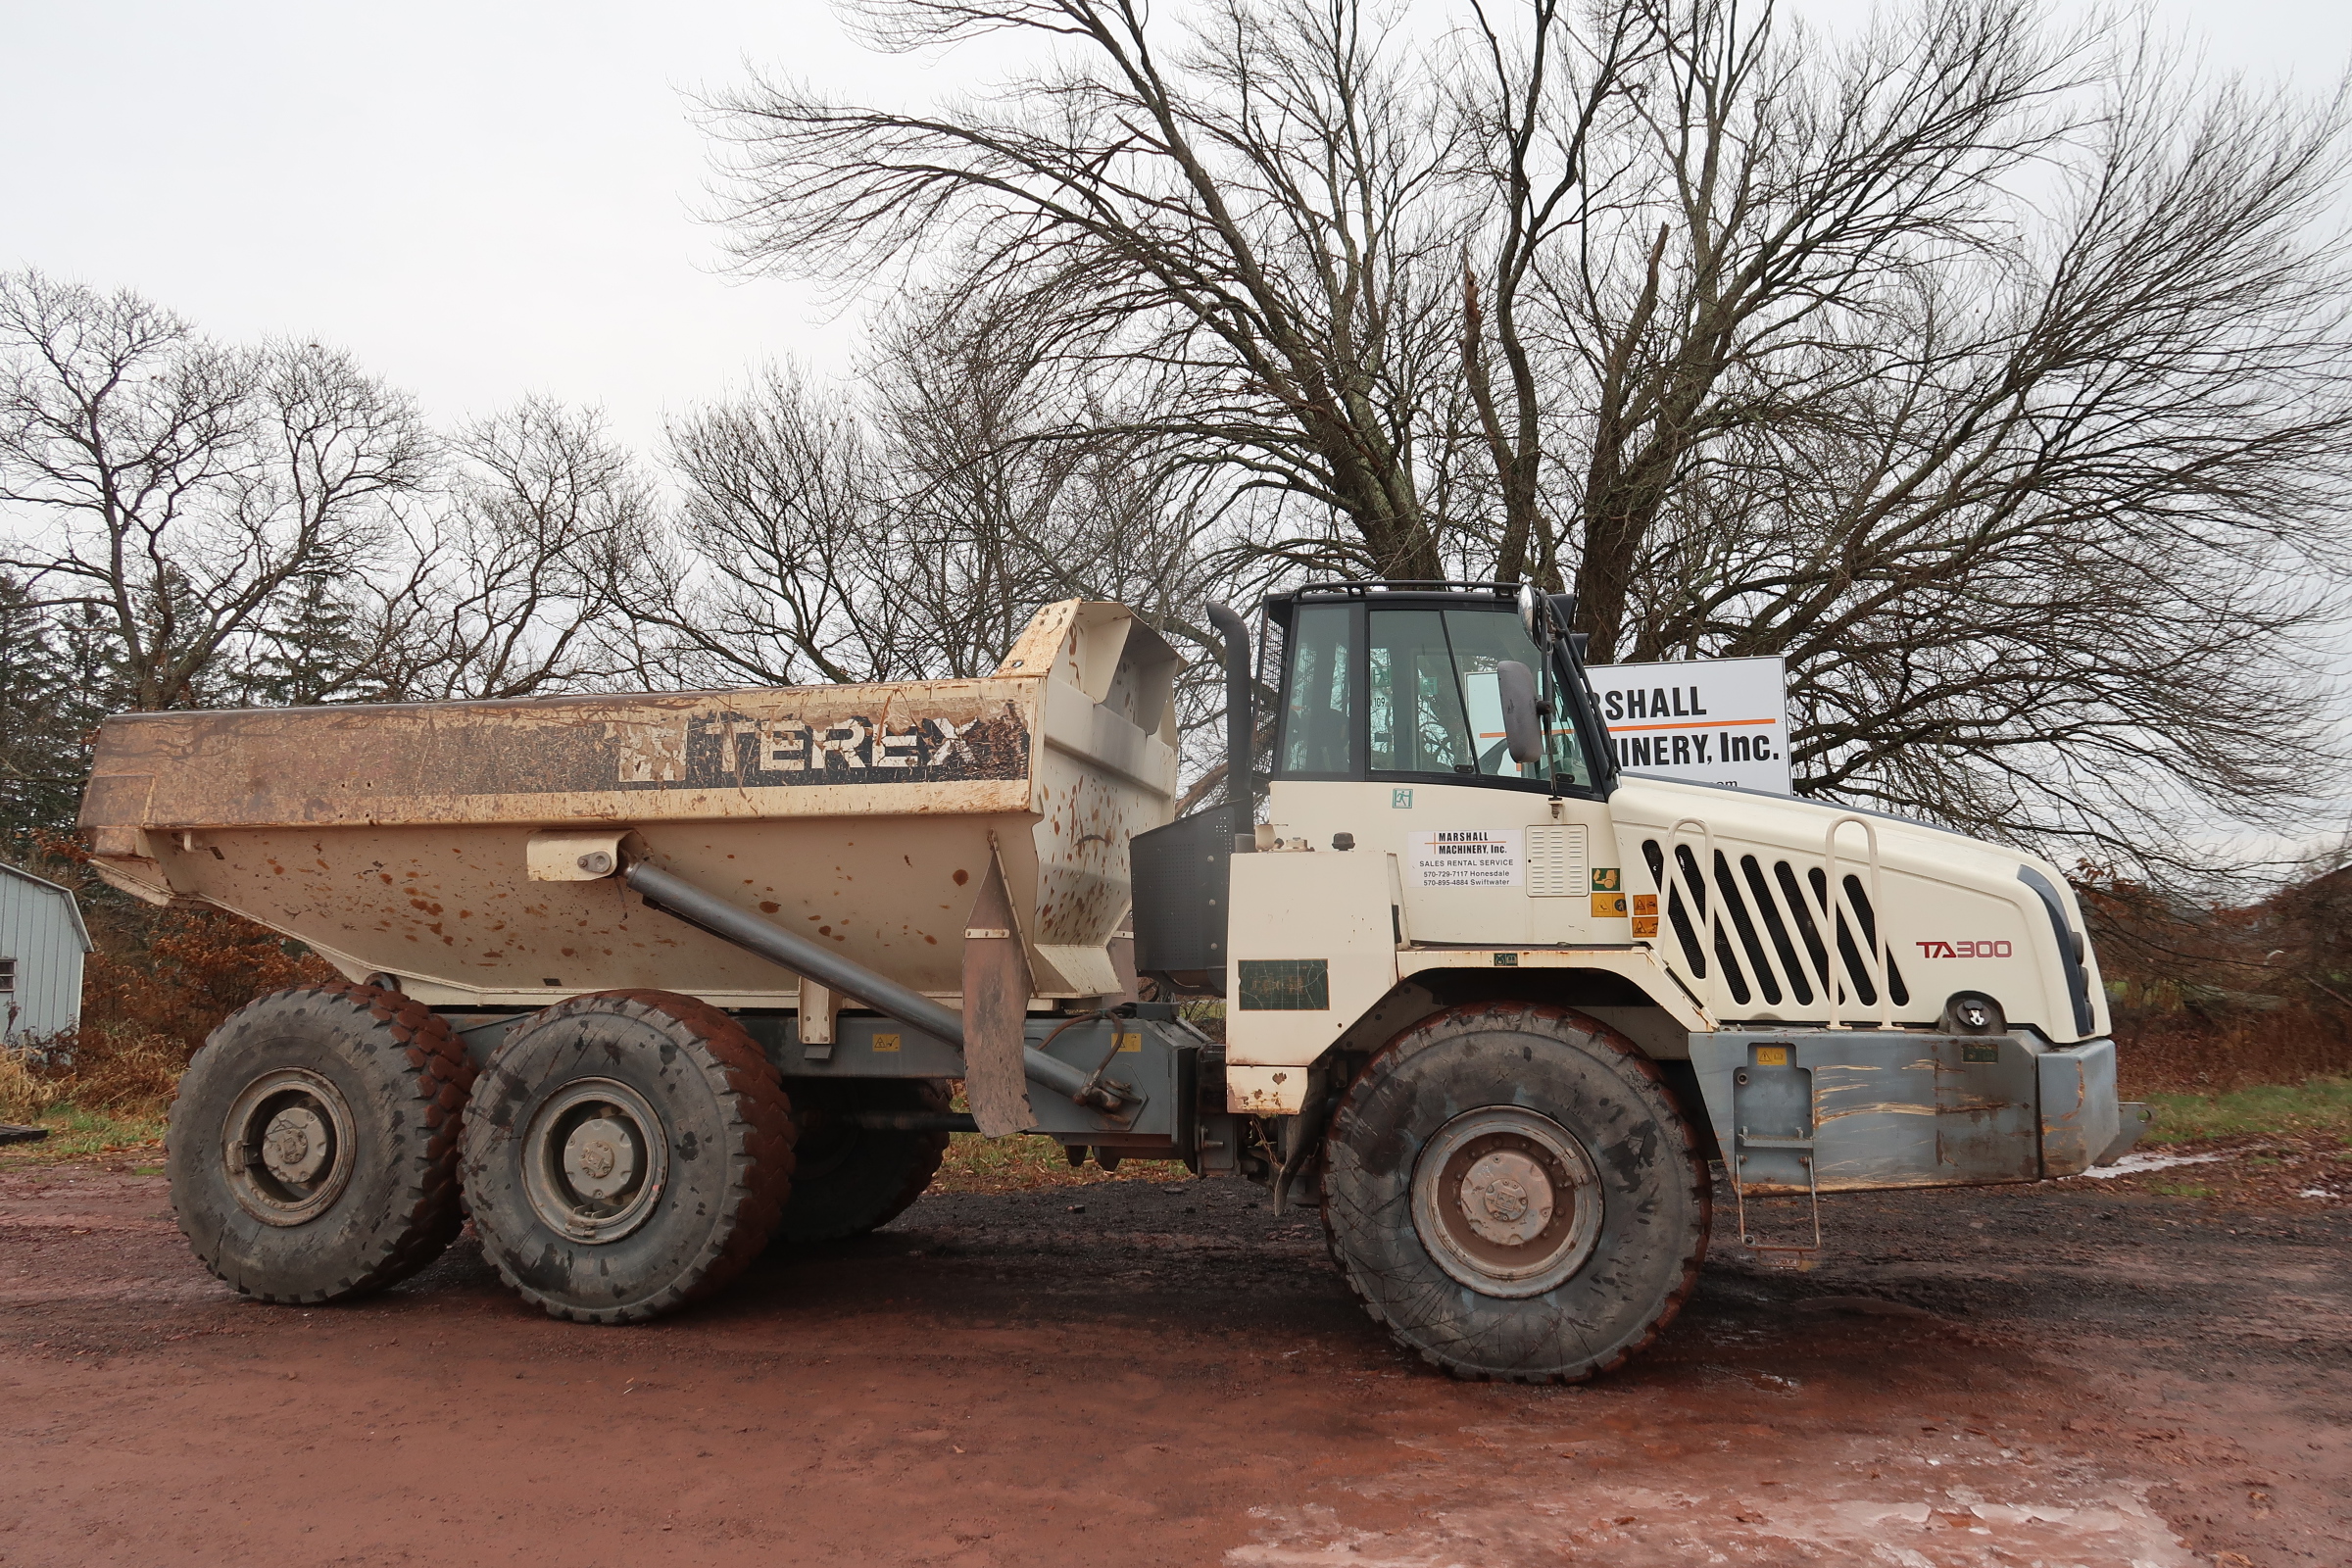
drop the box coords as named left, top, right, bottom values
left=461, top=990, right=794, bottom=1324
left=772, top=1078, right=951, bottom=1245
left=1320, top=1003, right=1709, bottom=1382
left=168, top=982, right=473, bottom=1303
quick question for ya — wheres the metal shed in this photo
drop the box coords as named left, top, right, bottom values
left=0, top=864, right=92, bottom=1044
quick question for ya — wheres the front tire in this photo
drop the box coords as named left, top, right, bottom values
left=1320, top=1003, right=1709, bottom=1382
left=461, top=990, right=795, bottom=1324
left=168, top=983, right=474, bottom=1303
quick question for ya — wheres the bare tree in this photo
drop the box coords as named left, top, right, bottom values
left=365, top=400, right=659, bottom=702
left=705, top=0, right=1479, bottom=581
left=637, top=292, right=1234, bottom=760
left=704, top=1, right=2352, bottom=866
left=869, top=290, right=1239, bottom=665
left=0, top=270, right=430, bottom=711
left=1541, top=0, right=2091, bottom=662
left=1559, top=8, right=2352, bottom=859
left=1455, top=0, right=1651, bottom=585
left=628, top=360, right=906, bottom=687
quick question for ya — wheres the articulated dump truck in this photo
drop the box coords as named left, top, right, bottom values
left=78, top=584, right=2142, bottom=1381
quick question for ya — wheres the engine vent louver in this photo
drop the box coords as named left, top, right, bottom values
left=1527, top=824, right=1587, bottom=897
left=1642, top=838, right=1907, bottom=1014
left=1742, top=855, right=1813, bottom=1005
left=1805, top=868, right=1910, bottom=1008
left=1709, top=849, right=1780, bottom=1006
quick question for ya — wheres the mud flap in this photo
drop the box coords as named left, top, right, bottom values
left=960, top=845, right=1035, bottom=1137
left=2102, top=1102, right=2153, bottom=1164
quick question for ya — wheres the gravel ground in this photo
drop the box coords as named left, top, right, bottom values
left=0, top=1159, right=2345, bottom=1567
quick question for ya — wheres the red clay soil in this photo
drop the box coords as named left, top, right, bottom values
left=0, top=1162, right=2345, bottom=1567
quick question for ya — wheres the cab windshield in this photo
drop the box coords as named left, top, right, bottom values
left=1275, top=599, right=1595, bottom=791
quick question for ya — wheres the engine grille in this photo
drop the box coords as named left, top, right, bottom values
left=1641, top=838, right=1908, bottom=1013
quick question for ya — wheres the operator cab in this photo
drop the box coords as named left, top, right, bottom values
left=1131, top=580, right=1624, bottom=993
left=1263, top=581, right=1614, bottom=800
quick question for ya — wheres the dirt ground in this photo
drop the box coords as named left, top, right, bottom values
left=1, top=1159, right=2345, bottom=1568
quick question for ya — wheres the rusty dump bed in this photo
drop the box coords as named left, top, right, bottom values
left=78, top=602, right=1181, bottom=1011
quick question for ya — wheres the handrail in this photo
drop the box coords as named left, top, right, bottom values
left=1667, top=817, right=1718, bottom=1018
left=1820, top=814, right=1891, bottom=1029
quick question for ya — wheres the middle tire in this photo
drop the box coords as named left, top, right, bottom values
left=461, top=990, right=795, bottom=1324
left=772, top=1078, right=952, bottom=1245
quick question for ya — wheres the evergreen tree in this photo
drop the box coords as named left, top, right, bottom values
left=0, top=573, right=120, bottom=855
left=234, top=567, right=376, bottom=708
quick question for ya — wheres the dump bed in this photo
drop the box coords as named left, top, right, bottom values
left=78, top=602, right=1181, bottom=1011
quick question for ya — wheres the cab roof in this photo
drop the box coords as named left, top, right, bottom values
left=1260, top=579, right=1522, bottom=631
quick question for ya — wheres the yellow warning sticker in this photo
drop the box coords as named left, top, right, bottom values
left=1592, top=892, right=1628, bottom=918
left=872, top=1033, right=902, bottom=1054
left=1117, top=1032, right=1142, bottom=1053
left=1632, top=894, right=1658, bottom=917
left=1754, top=1045, right=1790, bottom=1067
left=1631, top=916, right=1659, bottom=938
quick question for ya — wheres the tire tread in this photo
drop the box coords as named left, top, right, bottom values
left=465, top=989, right=795, bottom=1325
left=1319, top=1001, right=1711, bottom=1383
left=169, top=982, right=475, bottom=1304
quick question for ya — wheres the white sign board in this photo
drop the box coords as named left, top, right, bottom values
left=1585, top=656, right=1790, bottom=794
left=1406, top=829, right=1525, bottom=888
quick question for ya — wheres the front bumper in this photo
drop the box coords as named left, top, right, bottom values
left=1690, top=1030, right=2132, bottom=1192
left=2038, top=1038, right=2146, bottom=1174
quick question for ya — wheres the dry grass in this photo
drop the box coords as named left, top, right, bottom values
left=3, top=1029, right=187, bottom=1120
left=2117, top=1017, right=2352, bottom=1098
left=2087, top=862, right=2352, bottom=1097
left=1, top=1028, right=184, bottom=1168
left=58, top=1031, right=186, bottom=1116
left=931, top=1133, right=1193, bottom=1195
left=0, top=1049, right=64, bottom=1123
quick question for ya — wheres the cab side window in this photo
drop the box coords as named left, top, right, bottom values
left=1276, top=604, right=1358, bottom=775
left=1369, top=611, right=1476, bottom=773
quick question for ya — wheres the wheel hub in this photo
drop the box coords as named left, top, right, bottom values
left=1410, top=1106, right=1603, bottom=1298
left=1460, top=1152, right=1548, bottom=1242
left=221, top=1068, right=358, bottom=1226
left=261, top=1106, right=331, bottom=1185
left=562, top=1117, right=636, bottom=1197
left=522, top=1080, right=667, bottom=1244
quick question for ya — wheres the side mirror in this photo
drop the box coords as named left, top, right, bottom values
left=1496, top=661, right=1544, bottom=765
left=1515, top=583, right=1551, bottom=649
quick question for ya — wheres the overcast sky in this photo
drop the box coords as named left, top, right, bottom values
left=6, top=0, right=2350, bottom=451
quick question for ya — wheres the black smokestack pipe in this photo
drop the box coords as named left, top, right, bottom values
left=1207, top=602, right=1253, bottom=819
